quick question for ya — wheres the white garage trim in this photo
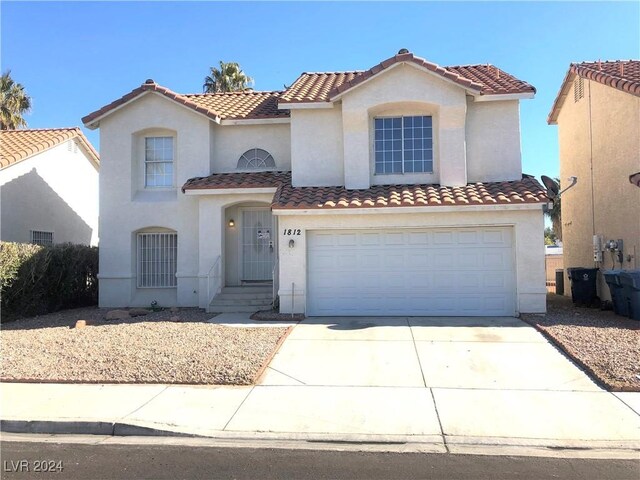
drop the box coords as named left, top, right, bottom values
left=306, top=226, right=516, bottom=317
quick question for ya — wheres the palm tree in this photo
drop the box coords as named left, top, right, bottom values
left=0, top=70, right=32, bottom=130
left=203, top=61, right=253, bottom=93
left=545, top=177, right=562, bottom=241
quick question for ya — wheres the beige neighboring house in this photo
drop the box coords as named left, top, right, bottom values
left=0, top=128, right=100, bottom=246
left=83, top=50, right=549, bottom=316
left=548, top=60, right=640, bottom=301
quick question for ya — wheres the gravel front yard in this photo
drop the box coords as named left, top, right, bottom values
left=1, top=308, right=289, bottom=385
left=522, top=295, right=640, bottom=391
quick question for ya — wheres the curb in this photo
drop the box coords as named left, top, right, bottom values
left=1, top=420, right=196, bottom=438
left=2, top=419, right=639, bottom=459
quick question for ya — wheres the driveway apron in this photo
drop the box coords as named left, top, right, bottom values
left=225, top=316, right=640, bottom=442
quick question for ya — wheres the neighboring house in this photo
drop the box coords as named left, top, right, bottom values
left=548, top=60, right=640, bottom=301
left=0, top=128, right=100, bottom=246
left=83, top=50, right=548, bottom=316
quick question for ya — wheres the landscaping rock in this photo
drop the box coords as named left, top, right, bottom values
left=75, top=320, right=87, bottom=329
left=170, top=316, right=181, bottom=322
left=129, top=308, right=150, bottom=317
left=106, top=309, right=130, bottom=320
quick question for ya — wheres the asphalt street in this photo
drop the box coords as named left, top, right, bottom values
left=2, top=440, right=639, bottom=480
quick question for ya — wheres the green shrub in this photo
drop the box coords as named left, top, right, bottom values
left=0, top=242, right=98, bottom=322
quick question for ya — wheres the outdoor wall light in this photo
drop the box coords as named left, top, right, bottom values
left=228, top=219, right=235, bottom=227
left=289, top=239, right=295, bottom=248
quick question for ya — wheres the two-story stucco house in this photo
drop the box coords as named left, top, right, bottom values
left=548, top=60, right=640, bottom=302
left=83, top=51, right=548, bottom=316
left=0, top=128, right=100, bottom=246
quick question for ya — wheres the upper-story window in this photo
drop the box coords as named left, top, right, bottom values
left=374, top=116, right=433, bottom=174
left=145, top=137, right=174, bottom=187
left=237, top=148, right=275, bottom=169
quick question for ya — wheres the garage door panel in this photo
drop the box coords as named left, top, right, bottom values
left=483, top=229, right=510, bottom=245
left=307, top=227, right=515, bottom=316
left=458, top=230, right=480, bottom=244
left=361, top=233, right=381, bottom=245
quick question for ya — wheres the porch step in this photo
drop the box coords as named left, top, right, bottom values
left=209, top=304, right=273, bottom=313
left=208, top=285, right=273, bottom=313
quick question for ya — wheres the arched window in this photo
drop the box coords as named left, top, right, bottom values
left=237, top=148, right=276, bottom=169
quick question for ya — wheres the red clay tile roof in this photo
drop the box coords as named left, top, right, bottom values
left=548, top=60, right=640, bottom=124
left=280, top=53, right=535, bottom=103
left=0, top=128, right=99, bottom=169
left=184, top=91, right=288, bottom=120
left=83, top=80, right=287, bottom=128
left=85, top=53, right=535, bottom=126
left=182, top=171, right=547, bottom=208
left=272, top=176, right=547, bottom=210
left=182, top=171, right=290, bottom=192
left=83, top=80, right=224, bottom=127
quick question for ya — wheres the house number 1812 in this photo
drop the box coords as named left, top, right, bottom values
left=283, top=229, right=301, bottom=236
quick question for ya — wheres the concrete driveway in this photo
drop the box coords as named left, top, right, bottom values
left=227, top=316, right=640, bottom=444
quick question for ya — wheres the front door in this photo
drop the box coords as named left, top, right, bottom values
left=241, top=208, right=274, bottom=282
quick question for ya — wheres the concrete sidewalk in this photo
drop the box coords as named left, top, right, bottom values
left=2, top=314, right=640, bottom=457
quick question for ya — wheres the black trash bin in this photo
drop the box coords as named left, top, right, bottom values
left=567, top=267, right=599, bottom=306
left=619, top=271, right=640, bottom=321
left=555, top=269, right=564, bottom=296
left=603, top=270, right=628, bottom=316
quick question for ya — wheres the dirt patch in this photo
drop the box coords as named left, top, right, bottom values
left=251, top=310, right=305, bottom=322
left=522, top=295, right=640, bottom=391
left=1, top=307, right=288, bottom=385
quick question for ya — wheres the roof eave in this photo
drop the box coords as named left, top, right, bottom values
left=183, top=186, right=278, bottom=196
left=272, top=202, right=545, bottom=215
left=473, top=91, right=536, bottom=102
left=328, top=61, right=483, bottom=102
left=547, top=68, right=577, bottom=125
left=82, top=85, right=223, bottom=130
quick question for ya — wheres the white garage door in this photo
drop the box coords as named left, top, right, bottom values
left=307, top=227, right=516, bottom=317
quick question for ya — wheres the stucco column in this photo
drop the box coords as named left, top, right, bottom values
left=277, top=215, right=307, bottom=314
left=438, top=105, right=467, bottom=187
left=198, top=197, right=223, bottom=308
left=342, top=108, right=371, bottom=190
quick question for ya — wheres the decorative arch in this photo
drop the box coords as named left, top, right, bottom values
left=237, top=148, right=275, bottom=170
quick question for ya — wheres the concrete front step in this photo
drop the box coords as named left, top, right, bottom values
left=212, top=298, right=274, bottom=306
left=208, top=285, right=274, bottom=313
left=222, top=286, right=272, bottom=294
left=215, top=293, right=273, bottom=301
left=208, top=304, right=273, bottom=313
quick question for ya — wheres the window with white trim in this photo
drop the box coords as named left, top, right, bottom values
left=145, top=137, right=174, bottom=187
left=374, top=116, right=433, bottom=174
left=137, top=232, right=177, bottom=288
left=30, top=230, right=54, bottom=246
left=237, top=148, right=275, bottom=169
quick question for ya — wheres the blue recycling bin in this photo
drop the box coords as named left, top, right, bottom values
left=619, top=271, right=640, bottom=321
left=603, top=270, right=628, bottom=316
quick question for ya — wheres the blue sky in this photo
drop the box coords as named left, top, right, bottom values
left=2, top=1, right=639, bottom=182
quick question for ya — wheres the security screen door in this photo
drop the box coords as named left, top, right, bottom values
left=242, top=209, right=274, bottom=281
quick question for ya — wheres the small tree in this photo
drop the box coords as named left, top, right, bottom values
left=0, top=70, right=32, bottom=130
left=203, top=61, right=253, bottom=93
left=545, top=177, right=562, bottom=241
left=544, top=226, right=558, bottom=246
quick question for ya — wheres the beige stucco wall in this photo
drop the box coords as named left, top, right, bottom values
left=276, top=207, right=546, bottom=315
left=290, top=64, right=525, bottom=188
left=340, top=64, right=468, bottom=189
left=557, top=79, right=640, bottom=301
left=466, top=100, right=522, bottom=182
left=211, top=123, right=291, bottom=173
left=0, top=140, right=99, bottom=245
left=98, top=93, right=209, bottom=307
left=98, top=92, right=291, bottom=308
left=290, top=108, right=344, bottom=186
